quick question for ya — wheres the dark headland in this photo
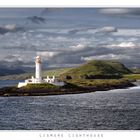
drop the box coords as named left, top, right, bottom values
left=0, top=60, right=139, bottom=97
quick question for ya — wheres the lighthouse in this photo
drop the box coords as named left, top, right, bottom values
left=35, top=56, right=42, bottom=83
left=17, top=55, right=65, bottom=88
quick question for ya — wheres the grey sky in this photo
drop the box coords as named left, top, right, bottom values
left=0, top=8, right=140, bottom=72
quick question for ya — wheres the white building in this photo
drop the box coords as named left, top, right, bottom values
left=18, top=56, right=65, bottom=88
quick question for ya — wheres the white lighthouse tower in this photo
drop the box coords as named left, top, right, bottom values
left=35, top=56, right=42, bottom=83
left=17, top=56, right=65, bottom=88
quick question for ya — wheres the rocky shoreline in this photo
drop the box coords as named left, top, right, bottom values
left=0, top=81, right=135, bottom=97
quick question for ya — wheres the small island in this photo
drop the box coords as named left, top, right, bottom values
left=0, top=57, right=139, bottom=97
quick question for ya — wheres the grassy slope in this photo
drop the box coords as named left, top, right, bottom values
left=21, top=83, right=59, bottom=90
left=60, top=60, right=132, bottom=79
left=123, top=74, right=140, bottom=80
left=66, top=79, right=131, bottom=87
left=43, top=68, right=72, bottom=77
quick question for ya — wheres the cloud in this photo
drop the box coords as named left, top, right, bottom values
left=36, top=45, right=89, bottom=65
left=4, top=54, right=23, bottom=62
left=47, top=36, right=69, bottom=42
left=26, top=16, right=46, bottom=24
left=0, top=24, right=24, bottom=34
left=37, top=40, right=140, bottom=69
left=99, top=8, right=131, bottom=15
left=1, top=8, right=140, bottom=71
left=112, top=29, right=140, bottom=37
left=40, top=44, right=113, bottom=68
left=106, top=42, right=136, bottom=49
left=81, top=54, right=131, bottom=61
left=41, top=8, right=63, bottom=16
left=98, top=26, right=117, bottom=33
left=69, top=44, right=87, bottom=51
left=0, top=26, right=138, bottom=69
left=68, top=27, right=96, bottom=35
left=36, top=51, right=60, bottom=60
left=99, top=8, right=140, bottom=16
left=68, top=26, right=117, bottom=35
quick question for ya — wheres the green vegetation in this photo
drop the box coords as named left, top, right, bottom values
left=60, top=60, right=132, bottom=80
left=58, top=60, right=136, bottom=89
left=43, top=68, right=72, bottom=77
left=0, top=60, right=136, bottom=97
left=66, top=79, right=131, bottom=88
left=21, top=83, right=59, bottom=90
left=123, top=74, right=140, bottom=80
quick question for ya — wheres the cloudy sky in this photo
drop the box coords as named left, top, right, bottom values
left=0, top=8, right=140, bottom=72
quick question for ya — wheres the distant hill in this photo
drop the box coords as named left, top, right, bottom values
left=130, top=68, right=140, bottom=74
left=0, top=68, right=25, bottom=76
left=60, top=60, right=132, bottom=80
left=0, top=68, right=72, bottom=80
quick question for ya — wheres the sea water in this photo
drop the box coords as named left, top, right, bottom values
left=0, top=81, right=140, bottom=130
left=0, top=80, right=23, bottom=88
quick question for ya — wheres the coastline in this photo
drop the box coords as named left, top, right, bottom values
left=0, top=81, right=135, bottom=97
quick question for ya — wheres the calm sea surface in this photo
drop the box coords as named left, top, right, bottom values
left=0, top=80, right=140, bottom=130
left=0, top=80, right=23, bottom=88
